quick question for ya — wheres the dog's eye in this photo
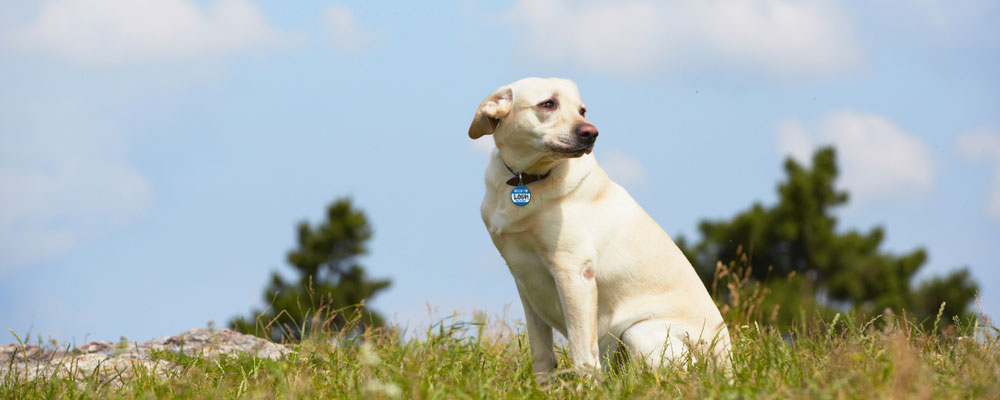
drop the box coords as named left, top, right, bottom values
left=537, top=100, right=556, bottom=109
left=580, top=108, right=586, bottom=117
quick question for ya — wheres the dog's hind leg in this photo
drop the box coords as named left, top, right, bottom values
left=619, top=319, right=699, bottom=369
left=621, top=318, right=732, bottom=371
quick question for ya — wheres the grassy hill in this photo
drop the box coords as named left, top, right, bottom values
left=5, top=276, right=998, bottom=399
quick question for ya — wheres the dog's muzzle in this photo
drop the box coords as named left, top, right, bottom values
left=575, top=123, right=599, bottom=145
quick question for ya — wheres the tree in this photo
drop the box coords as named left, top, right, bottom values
left=232, top=198, right=391, bottom=342
left=677, top=147, right=979, bottom=328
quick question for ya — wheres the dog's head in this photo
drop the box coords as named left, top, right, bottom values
left=469, top=77, right=598, bottom=169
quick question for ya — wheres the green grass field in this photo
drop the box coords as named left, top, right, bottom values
left=5, top=302, right=999, bottom=399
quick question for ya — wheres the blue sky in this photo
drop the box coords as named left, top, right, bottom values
left=1, top=0, right=998, bottom=344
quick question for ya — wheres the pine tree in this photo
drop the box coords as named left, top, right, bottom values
left=677, top=147, right=979, bottom=328
left=232, top=198, right=391, bottom=342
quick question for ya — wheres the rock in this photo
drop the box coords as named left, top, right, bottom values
left=74, top=341, right=113, bottom=355
left=0, top=328, right=292, bottom=387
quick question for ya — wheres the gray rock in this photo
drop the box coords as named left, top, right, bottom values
left=1, top=328, right=292, bottom=387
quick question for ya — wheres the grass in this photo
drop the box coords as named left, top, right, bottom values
left=4, top=272, right=999, bottom=398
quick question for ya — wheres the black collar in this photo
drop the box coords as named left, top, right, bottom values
left=503, top=161, right=551, bottom=187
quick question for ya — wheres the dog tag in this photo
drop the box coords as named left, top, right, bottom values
left=511, top=184, right=531, bottom=206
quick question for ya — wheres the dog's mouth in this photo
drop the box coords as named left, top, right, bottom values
left=546, top=141, right=594, bottom=157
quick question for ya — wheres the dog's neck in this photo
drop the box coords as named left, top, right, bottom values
left=496, top=149, right=567, bottom=176
left=497, top=154, right=565, bottom=186
left=490, top=150, right=595, bottom=191
left=501, top=159, right=552, bottom=187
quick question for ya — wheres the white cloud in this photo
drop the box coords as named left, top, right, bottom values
left=469, top=136, right=496, bottom=154
left=776, top=120, right=813, bottom=163
left=957, top=130, right=1000, bottom=161
left=598, top=150, right=647, bottom=189
left=323, top=5, right=375, bottom=55
left=777, top=111, right=934, bottom=205
left=876, top=0, right=998, bottom=36
left=0, top=105, right=151, bottom=272
left=504, top=0, right=860, bottom=77
left=956, top=129, right=1000, bottom=220
left=2, top=0, right=295, bottom=65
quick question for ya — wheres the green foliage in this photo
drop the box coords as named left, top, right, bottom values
left=231, top=198, right=391, bottom=342
left=911, top=269, right=980, bottom=325
left=6, top=260, right=996, bottom=398
left=6, top=309, right=999, bottom=399
left=678, top=147, right=979, bottom=329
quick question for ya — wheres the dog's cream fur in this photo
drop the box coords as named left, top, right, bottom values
left=469, top=77, right=730, bottom=375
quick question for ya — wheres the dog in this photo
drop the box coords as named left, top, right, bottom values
left=469, top=77, right=730, bottom=376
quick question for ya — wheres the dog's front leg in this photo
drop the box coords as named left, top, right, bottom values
left=516, top=288, right=556, bottom=378
left=549, top=257, right=600, bottom=374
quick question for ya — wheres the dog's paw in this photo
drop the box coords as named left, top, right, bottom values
left=572, top=360, right=602, bottom=379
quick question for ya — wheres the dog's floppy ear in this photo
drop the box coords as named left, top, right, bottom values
left=468, top=86, right=513, bottom=139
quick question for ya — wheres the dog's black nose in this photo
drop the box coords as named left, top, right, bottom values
left=575, top=123, right=599, bottom=141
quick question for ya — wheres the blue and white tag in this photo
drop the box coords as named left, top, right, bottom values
left=511, top=184, right=531, bottom=206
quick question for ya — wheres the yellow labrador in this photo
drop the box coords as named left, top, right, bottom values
left=469, top=77, right=730, bottom=375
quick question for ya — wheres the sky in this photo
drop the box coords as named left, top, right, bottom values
left=0, top=0, right=998, bottom=344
